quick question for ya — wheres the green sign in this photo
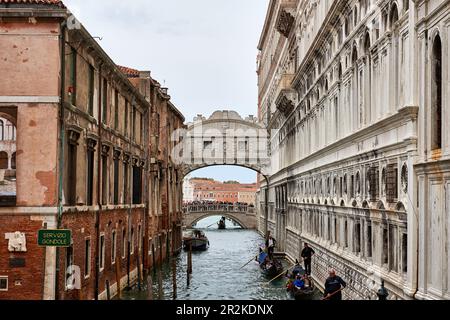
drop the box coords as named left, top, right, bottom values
left=38, top=229, right=72, bottom=247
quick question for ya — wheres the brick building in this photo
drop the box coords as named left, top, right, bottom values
left=189, top=178, right=257, bottom=205
left=0, top=0, right=185, bottom=300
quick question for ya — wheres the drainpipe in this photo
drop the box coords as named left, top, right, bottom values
left=55, top=19, right=67, bottom=301
left=264, top=175, right=269, bottom=238
left=142, top=106, right=150, bottom=277
left=94, top=63, right=103, bottom=300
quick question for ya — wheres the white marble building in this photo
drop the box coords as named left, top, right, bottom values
left=183, top=175, right=195, bottom=203
left=256, top=0, right=449, bottom=300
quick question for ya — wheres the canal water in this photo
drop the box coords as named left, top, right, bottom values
left=121, top=216, right=321, bottom=300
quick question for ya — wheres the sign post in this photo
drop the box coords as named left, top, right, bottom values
left=38, top=229, right=72, bottom=247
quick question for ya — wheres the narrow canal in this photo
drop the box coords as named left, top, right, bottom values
left=121, top=216, right=322, bottom=300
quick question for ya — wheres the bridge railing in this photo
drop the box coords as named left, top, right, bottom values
left=182, top=203, right=255, bottom=214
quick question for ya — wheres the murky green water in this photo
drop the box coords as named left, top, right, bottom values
left=120, top=216, right=321, bottom=300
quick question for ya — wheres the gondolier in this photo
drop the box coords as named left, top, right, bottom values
left=301, top=243, right=315, bottom=275
left=323, top=269, right=346, bottom=300
left=265, top=235, right=276, bottom=259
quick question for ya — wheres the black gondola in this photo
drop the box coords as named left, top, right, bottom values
left=257, top=251, right=283, bottom=278
left=286, top=263, right=315, bottom=300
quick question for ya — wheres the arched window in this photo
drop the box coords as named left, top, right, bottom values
left=389, top=4, right=399, bottom=30
left=0, top=120, right=4, bottom=140
left=345, top=17, right=351, bottom=37
left=431, top=34, right=442, bottom=150
left=353, top=6, right=359, bottom=26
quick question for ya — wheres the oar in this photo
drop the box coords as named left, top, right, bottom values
left=264, top=264, right=296, bottom=286
left=205, top=223, right=216, bottom=228
left=240, top=255, right=258, bottom=269
left=321, top=287, right=344, bottom=300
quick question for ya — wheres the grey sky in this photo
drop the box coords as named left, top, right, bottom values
left=64, top=0, right=269, bottom=183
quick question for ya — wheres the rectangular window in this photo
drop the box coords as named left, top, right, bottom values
left=355, top=222, right=361, bottom=253
left=67, top=138, right=78, bottom=206
left=138, top=225, right=142, bottom=252
left=344, top=220, right=348, bottom=248
left=124, top=100, right=129, bottom=136
left=88, top=65, right=95, bottom=116
left=101, top=153, right=108, bottom=205
left=65, top=245, right=74, bottom=288
left=102, top=79, right=108, bottom=124
left=84, top=238, right=91, bottom=278
left=123, top=162, right=129, bottom=204
left=367, top=224, right=372, bottom=258
left=111, top=230, right=117, bottom=264
left=402, top=233, right=407, bottom=273
left=114, top=90, right=119, bottom=130
left=382, top=227, right=388, bottom=265
left=130, top=228, right=135, bottom=255
left=0, top=277, right=8, bottom=291
left=132, top=165, right=142, bottom=204
left=99, top=234, right=105, bottom=271
left=122, top=228, right=126, bottom=259
left=132, top=107, right=136, bottom=141
left=87, top=147, right=95, bottom=206
left=113, top=156, right=119, bottom=205
left=70, top=47, right=77, bottom=106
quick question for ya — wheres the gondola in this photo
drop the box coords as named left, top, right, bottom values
left=218, top=217, right=226, bottom=230
left=257, top=251, right=283, bottom=278
left=182, top=229, right=209, bottom=251
left=286, top=264, right=316, bottom=300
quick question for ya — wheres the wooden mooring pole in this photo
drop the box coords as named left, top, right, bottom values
left=115, top=257, right=122, bottom=300
left=136, top=253, right=142, bottom=291
left=147, top=274, right=153, bottom=300
left=158, top=267, right=163, bottom=300
left=172, top=258, right=177, bottom=300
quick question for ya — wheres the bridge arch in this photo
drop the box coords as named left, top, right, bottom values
left=189, top=212, right=248, bottom=229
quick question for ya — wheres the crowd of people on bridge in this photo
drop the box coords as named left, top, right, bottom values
left=182, top=200, right=254, bottom=213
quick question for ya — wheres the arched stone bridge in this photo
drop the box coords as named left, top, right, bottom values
left=182, top=203, right=257, bottom=229
left=173, top=110, right=272, bottom=178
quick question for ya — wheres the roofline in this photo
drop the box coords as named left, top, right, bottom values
left=73, top=24, right=152, bottom=112
left=257, top=0, right=276, bottom=50
left=167, top=100, right=185, bottom=122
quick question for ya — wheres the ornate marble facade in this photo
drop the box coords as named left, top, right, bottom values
left=257, top=0, right=449, bottom=300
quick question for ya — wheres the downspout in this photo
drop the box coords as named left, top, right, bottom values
left=264, top=176, right=269, bottom=238
left=143, top=106, right=150, bottom=277
left=95, top=63, right=103, bottom=300
left=55, top=19, right=67, bottom=301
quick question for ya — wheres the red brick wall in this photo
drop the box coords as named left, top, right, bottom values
left=58, top=208, right=145, bottom=300
left=0, top=214, right=46, bottom=300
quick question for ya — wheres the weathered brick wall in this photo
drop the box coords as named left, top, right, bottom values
left=0, top=214, right=46, bottom=300
left=58, top=208, right=144, bottom=300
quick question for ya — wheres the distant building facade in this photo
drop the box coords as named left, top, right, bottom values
left=257, top=0, right=449, bottom=300
left=189, top=178, right=257, bottom=205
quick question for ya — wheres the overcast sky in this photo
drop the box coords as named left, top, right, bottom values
left=64, top=0, right=268, bottom=183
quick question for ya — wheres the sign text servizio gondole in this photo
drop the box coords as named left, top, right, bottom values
left=37, top=230, right=71, bottom=247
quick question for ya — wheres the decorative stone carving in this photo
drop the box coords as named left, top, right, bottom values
left=276, top=9, right=295, bottom=38
left=5, top=232, right=27, bottom=252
